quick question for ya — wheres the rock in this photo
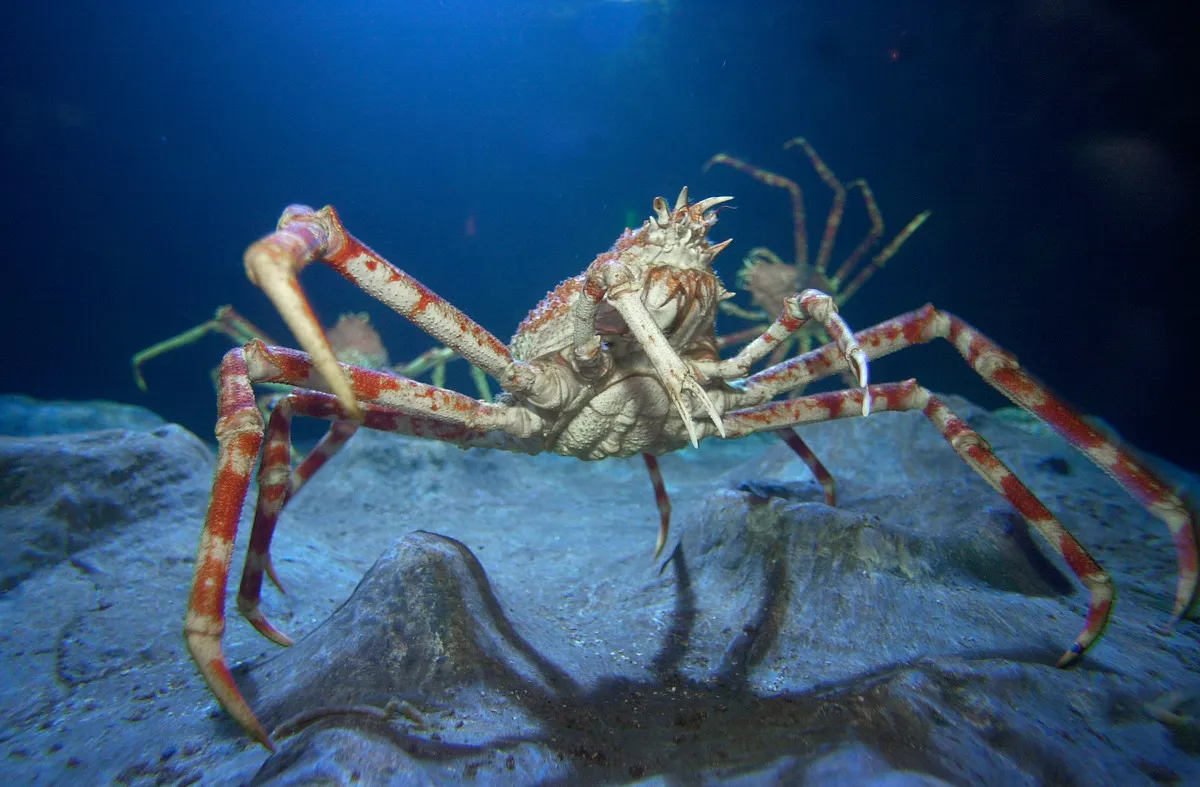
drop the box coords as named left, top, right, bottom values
left=0, top=424, right=213, bottom=591
left=0, top=394, right=1197, bottom=785
left=0, top=394, right=166, bottom=436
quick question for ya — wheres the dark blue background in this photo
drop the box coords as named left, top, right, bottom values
left=1, top=1, right=1194, bottom=469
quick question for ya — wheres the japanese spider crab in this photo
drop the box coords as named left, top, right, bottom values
left=705, top=137, right=931, bottom=364
left=185, top=188, right=1198, bottom=751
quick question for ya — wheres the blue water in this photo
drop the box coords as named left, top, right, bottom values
left=1, top=1, right=1193, bottom=468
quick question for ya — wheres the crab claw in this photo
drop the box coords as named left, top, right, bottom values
left=609, top=290, right=725, bottom=446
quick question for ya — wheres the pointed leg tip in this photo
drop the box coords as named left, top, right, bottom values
left=1056, top=645, right=1083, bottom=668
left=265, top=561, right=287, bottom=595
left=252, top=726, right=278, bottom=753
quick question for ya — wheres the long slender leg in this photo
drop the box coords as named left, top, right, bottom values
left=722, top=381, right=1119, bottom=665
left=642, top=454, right=673, bottom=558
left=243, top=205, right=521, bottom=420
left=694, top=290, right=868, bottom=408
left=233, top=340, right=534, bottom=439
left=237, top=404, right=361, bottom=646
left=184, top=351, right=272, bottom=748
left=716, top=324, right=771, bottom=351
left=184, top=345, right=535, bottom=750
left=828, top=180, right=885, bottom=291
left=767, top=337, right=793, bottom=367
left=718, top=302, right=770, bottom=322
left=132, top=305, right=277, bottom=391
left=704, top=154, right=809, bottom=269
left=729, top=305, right=1199, bottom=635
left=394, top=345, right=495, bottom=402
left=236, top=383, right=495, bottom=652
left=783, top=138, right=844, bottom=277
left=837, top=210, right=932, bottom=306
left=777, top=428, right=837, bottom=505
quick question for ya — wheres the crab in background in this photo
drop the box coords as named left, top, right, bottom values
left=705, top=137, right=931, bottom=367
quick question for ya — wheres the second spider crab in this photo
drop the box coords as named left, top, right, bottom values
left=706, top=137, right=931, bottom=365
left=185, top=187, right=1197, bottom=751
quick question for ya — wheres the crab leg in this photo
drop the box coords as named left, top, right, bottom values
left=131, top=305, right=277, bottom=391
left=236, top=384, right=504, bottom=653
left=184, top=350, right=272, bottom=748
left=783, top=138, right=845, bottom=276
left=704, top=153, right=809, bottom=269
left=236, top=400, right=360, bottom=648
left=778, top=428, right=837, bottom=505
left=723, top=381, right=1118, bottom=665
left=185, top=343, right=534, bottom=750
left=642, top=454, right=673, bottom=558
left=243, top=205, right=520, bottom=421
left=731, top=305, right=1200, bottom=635
left=828, top=180, right=885, bottom=291
left=836, top=209, right=932, bottom=306
left=394, top=345, right=494, bottom=402
left=694, top=290, right=870, bottom=414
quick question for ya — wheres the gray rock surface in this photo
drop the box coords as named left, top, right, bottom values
left=0, top=393, right=166, bottom=436
left=0, top=395, right=1197, bottom=785
left=0, top=425, right=213, bottom=591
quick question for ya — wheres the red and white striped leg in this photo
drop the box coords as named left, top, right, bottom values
left=724, top=380, right=1117, bottom=665
left=642, top=453, right=672, bottom=558
left=183, top=350, right=273, bottom=749
left=735, top=304, right=1198, bottom=629
left=185, top=344, right=527, bottom=750
left=777, top=428, right=837, bottom=506
left=242, top=205, right=524, bottom=420
left=694, top=290, right=869, bottom=403
left=236, top=397, right=361, bottom=649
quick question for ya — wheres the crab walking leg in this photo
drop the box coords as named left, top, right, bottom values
left=237, top=340, right=531, bottom=437
left=235, top=387, right=497, bottom=654
left=783, top=138, right=845, bottom=276
left=236, top=405, right=361, bottom=645
left=264, top=419, right=360, bottom=592
left=185, top=346, right=533, bottom=750
left=767, top=338, right=794, bottom=368
left=734, top=305, right=1200, bottom=627
left=777, top=428, right=837, bottom=506
left=235, top=395, right=301, bottom=647
left=642, top=454, right=673, bottom=558
left=131, top=305, right=278, bottom=391
left=704, top=153, right=809, bottom=269
left=694, top=290, right=870, bottom=414
left=243, top=205, right=522, bottom=420
left=394, top=345, right=494, bottom=402
left=184, top=351, right=273, bottom=749
left=718, top=302, right=770, bottom=322
left=725, top=381, right=1117, bottom=664
left=716, top=324, right=772, bottom=351
left=829, top=181, right=885, bottom=291
left=836, top=210, right=932, bottom=306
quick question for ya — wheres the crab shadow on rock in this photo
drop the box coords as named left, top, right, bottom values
left=220, top=463, right=1195, bottom=786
